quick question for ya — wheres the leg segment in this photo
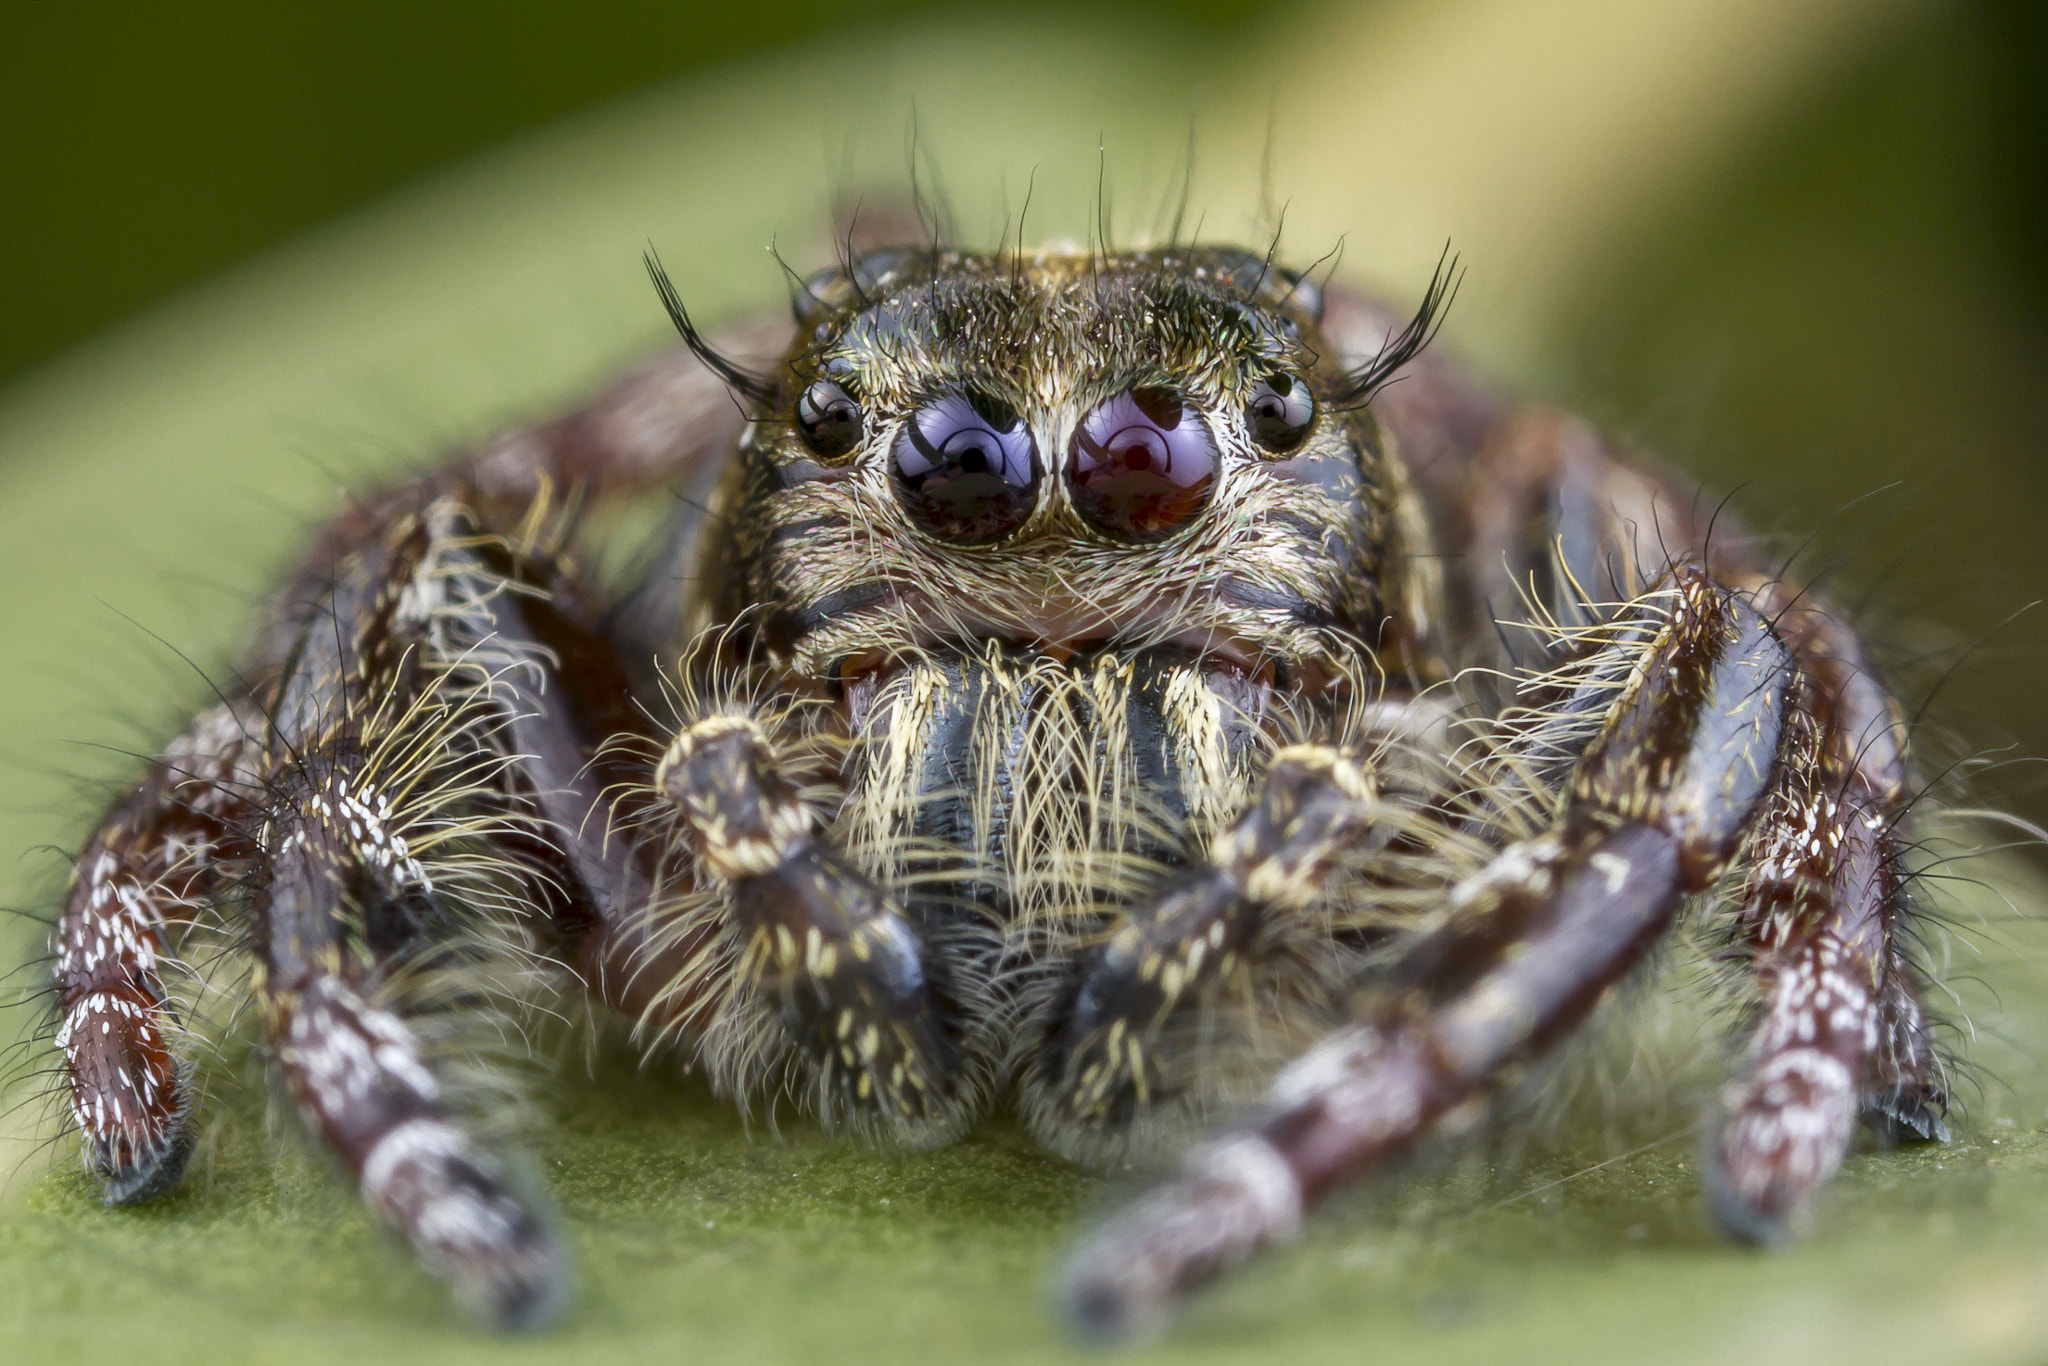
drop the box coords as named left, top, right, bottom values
left=258, top=757, right=563, bottom=1328
left=1709, top=769, right=1885, bottom=1239
left=1060, top=569, right=1793, bottom=1336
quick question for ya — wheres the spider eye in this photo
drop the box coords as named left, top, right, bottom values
left=1067, top=388, right=1218, bottom=540
left=891, top=392, right=1040, bottom=543
left=796, top=379, right=863, bottom=458
left=1245, top=372, right=1315, bottom=453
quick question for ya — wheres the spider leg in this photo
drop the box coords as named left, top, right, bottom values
left=654, top=713, right=972, bottom=1143
left=290, top=318, right=786, bottom=588
left=1060, top=568, right=1794, bottom=1337
left=247, top=505, right=590, bottom=1327
left=1034, top=710, right=1430, bottom=1135
left=1326, top=314, right=1954, bottom=1225
left=255, top=814, right=564, bottom=1330
left=1707, top=592, right=1945, bottom=1237
left=55, top=699, right=259, bottom=1203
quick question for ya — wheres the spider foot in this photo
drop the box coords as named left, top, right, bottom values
left=359, top=1119, right=570, bottom=1331
left=1859, top=1084, right=1951, bottom=1146
left=94, top=1122, right=194, bottom=1206
left=1707, top=1045, right=1861, bottom=1244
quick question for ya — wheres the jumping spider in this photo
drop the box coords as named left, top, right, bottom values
left=45, top=221, right=1954, bottom=1334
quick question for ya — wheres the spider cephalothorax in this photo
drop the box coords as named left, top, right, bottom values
left=699, top=246, right=1436, bottom=681
left=39, top=228, right=1952, bottom=1334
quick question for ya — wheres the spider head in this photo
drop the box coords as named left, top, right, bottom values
left=694, top=245, right=1440, bottom=706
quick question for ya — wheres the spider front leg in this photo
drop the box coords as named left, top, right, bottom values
left=255, top=782, right=564, bottom=1329
left=652, top=713, right=973, bottom=1143
left=1060, top=569, right=1794, bottom=1337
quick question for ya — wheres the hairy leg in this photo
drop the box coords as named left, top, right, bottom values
left=1032, top=701, right=1459, bottom=1137
left=54, top=699, right=259, bottom=1202
left=1060, top=568, right=1793, bottom=1336
left=247, top=505, right=580, bottom=1326
left=1708, top=594, right=1945, bottom=1236
left=1330, top=308, right=1950, bottom=1220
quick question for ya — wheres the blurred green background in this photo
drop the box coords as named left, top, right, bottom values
left=3, top=0, right=1271, bottom=383
left=4, top=2, right=2048, bottom=1363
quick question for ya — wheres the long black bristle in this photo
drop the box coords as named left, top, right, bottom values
left=1334, top=244, right=1463, bottom=409
left=644, top=248, right=776, bottom=406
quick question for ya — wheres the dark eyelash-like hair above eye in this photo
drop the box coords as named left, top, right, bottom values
left=644, top=247, right=778, bottom=406
left=1331, top=244, right=1462, bottom=410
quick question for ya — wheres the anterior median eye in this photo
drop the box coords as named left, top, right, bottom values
left=1067, top=388, right=1217, bottom=540
left=796, top=379, right=863, bottom=458
left=1245, top=372, right=1314, bottom=453
left=891, top=392, right=1040, bottom=543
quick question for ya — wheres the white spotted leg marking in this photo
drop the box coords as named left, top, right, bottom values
left=54, top=701, right=255, bottom=1203
left=1710, top=763, right=1898, bottom=1238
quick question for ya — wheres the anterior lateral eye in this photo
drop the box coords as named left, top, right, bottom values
left=1244, top=372, right=1315, bottom=453
left=1067, top=388, right=1218, bottom=540
left=891, top=392, right=1040, bottom=543
left=796, top=379, right=863, bottom=458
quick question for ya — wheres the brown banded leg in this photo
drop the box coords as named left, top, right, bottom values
left=55, top=700, right=259, bottom=1203
left=1707, top=589, right=1944, bottom=1236
left=1060, top=568, right=1794, bottom=1337
left=655, top=714, right=972, bottom=1143
left=1709, top=764, right=1885, bottom=1240
left=256, top=757, right=564, bottom=1329
left=1709, top=794, right=1945, bottom=1238
left=246, top=503, right=589, bottom=1327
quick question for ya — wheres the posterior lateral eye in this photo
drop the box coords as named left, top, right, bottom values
left=890, top=392, right=1040, bottom=544
left=1244, top=372, right=1315, bottom=453
left=1067, top=388, right=1218, bottom=540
